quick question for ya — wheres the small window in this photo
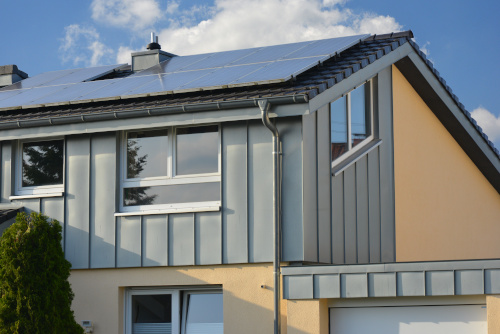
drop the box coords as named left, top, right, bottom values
left=16, top=139, right=64, bottom=196
left=125, top=288, right=223, bottom=334
left=330, top=82, right=373, bottom=164
left=120, top=125, right=221, bottom=213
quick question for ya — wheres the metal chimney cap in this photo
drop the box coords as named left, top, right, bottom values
left=147, top=32, right=161, bottom=50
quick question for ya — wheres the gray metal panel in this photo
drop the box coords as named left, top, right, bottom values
left=21, top=198, right=41, bottom=214
left=397, top=272, right=425, bottom=296
left=314, top=274, right=340, bottom=298
left=65, top=136, right=90, bottom=269
left=316, top=105, right=332, bottom=264
left=368, top=273, right=396, bottom=297
left=485, top=269, right=500, bottom=294
left=377, top=67, right=396, bottom=263
left=302, top=113, right=318, bottom=262
left=1, top=142, right=12, bottom=202
left=455, top=270, right=484, bottom=295
left=283, top=275, right=314, bottom=299
left=341, top=273, right=368, bottom=298
left=331, top=174, right=344, bottom=263
left=195, top=212, right=222, bottom=265
left=168, top=213, right=195, bottom=266
left=247, top=121, right=273, bottom=263
left=343, top=167, right=357, bottom=264
left=355, top=156, right=369, bottom=264
left=425, top=271, right=454, bottom=296
left=281, top=118, right=305, bottom=262
left=41, top=197, right=65, bottom=249
left=116, top=216, right=141, bottom=268
left=90, top=134, right=116, bottom=268
left=367, top=149, right=381, bottom=263
left=142, top=215, right=168, bottom=267
left=221, top=122, right=248, bottom=264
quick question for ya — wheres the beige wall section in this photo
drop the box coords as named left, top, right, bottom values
left=487, top=295, right=500, bottom=334
left=70, top=264, right=292, bottom=334
left=287, top=299, right=329, bottom=334
left=393, top=65, right=500, bottom=262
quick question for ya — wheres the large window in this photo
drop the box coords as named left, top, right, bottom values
left=120, top=125, right=221, bottom=213
left=125, top=288, right=223, bottom=334
left=15, top=138, right=65, bottom=196
left=330, top=81, right=373, bottom=165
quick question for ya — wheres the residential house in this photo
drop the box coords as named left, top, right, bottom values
left=0, top=30, right=499, bottom=333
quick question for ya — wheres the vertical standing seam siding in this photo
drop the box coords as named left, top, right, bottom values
left=1, top=142, right=11, bottom=203
left=355, top=155, right=370, bottom=264
left=142, top=214, right=168, bottom=266
left=343, top=166, right=357, bottom=264
left=367, top=148, right=381, bottom=263
left=195, top=211, right=222, bottom=265
left=169, top=213, right=195, bottom=266
left=116, top=215, right=141, bottom=267
left=331, top=174, right=345, bottom=264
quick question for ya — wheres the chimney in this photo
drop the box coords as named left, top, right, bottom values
left=0, top=65, right=28, bottom=87
left=131, top=32, right=176, bottom=72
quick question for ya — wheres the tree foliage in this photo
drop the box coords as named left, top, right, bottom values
left=0, top=212, right=83, bottom=333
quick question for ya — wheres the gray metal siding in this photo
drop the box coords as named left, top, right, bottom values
left=142, top=215, right=168, bottom=267
left=1, top=142, right=12, bottom=202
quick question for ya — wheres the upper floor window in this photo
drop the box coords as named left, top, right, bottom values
left=15, top=139, right=64, bottom=196
left=330, top=81, right=373, bottom=165
left=120, top=125, right=221, bottom=213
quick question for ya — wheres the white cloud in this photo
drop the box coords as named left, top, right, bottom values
left=157, top=0, right=402, bottom=55
left=91, top=0, right=163, bottom=30
left=116, top=46, right=140, bottom=64
left=60, top=25, right=113, bottom=67
left=471, top=107, right=500, bottom=147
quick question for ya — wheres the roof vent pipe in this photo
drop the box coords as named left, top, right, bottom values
left=147, top=32, right=161, bottom=50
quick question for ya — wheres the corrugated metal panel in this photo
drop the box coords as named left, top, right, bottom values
left=116, top=215, right=141, bottom=267
left=168, top=213, right=195, bottom=266
left=195, top=212, right=222, bottom=265
left=221, top=122, right=248, bottom=264
left=90, top=134, right=116, bottom=268
left=65, top=136, right=90, bottom=269
left=247, top=121, right=273, bottom=263
left=142, top=215, right=169, bottom=267
left=280, top=118, right=304, bottom=262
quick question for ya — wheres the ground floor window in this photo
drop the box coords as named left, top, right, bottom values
left=125, top=288, right=223, bottom=334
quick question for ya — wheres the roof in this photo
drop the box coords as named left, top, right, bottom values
left=0, top=31, right=497, bottom=162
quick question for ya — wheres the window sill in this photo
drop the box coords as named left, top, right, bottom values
left=115, top=204, right=221, bottom=217
left=9, top=192, right=64, bottom=200
left=332, top=139, right=382, bottom=176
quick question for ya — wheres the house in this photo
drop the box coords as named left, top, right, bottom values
left=0, top=30, right=499, bottom=333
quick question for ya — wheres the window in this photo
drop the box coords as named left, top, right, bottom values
left=15, top=138, right=64, bottom=196
left=330, top=81, right=374, bottom=165
left=125, top=288, right=223, bottom=334
left=120, top=125, right=221, bottom=213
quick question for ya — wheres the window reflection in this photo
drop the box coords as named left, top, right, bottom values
left=22, top=140, right=64, bottom=187
left=185, top=293, right=223, bottom=334
left=124, top=182, right=220, bottom=207
left=176, top=126, right=218, bottom=175
left=350, top=84, right=370, bottom=148
left=132, top=294, right=172, bottom=334
left=330, top=96, right=347, bottom=161
left=127, top=129, right=168, bottom=179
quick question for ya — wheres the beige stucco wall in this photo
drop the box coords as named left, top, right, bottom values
left=69, top=264, right=291, bottom=334
left=487, top=295, right=500, bottom=334
left=392, top=65, right=500, bottom=262
left=287, top=299, right=329, bottom=334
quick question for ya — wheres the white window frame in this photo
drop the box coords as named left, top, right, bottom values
left=330, top=80, right=375, bottom=169
left=14, top=137, right=65, bottom=197
left=119, top=124, right=221, bottom=213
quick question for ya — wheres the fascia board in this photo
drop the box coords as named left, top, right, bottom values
left=308, top=42, right=414, bottom=113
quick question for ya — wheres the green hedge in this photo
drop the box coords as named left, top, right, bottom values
left=0, top=212, right=83, bottom=333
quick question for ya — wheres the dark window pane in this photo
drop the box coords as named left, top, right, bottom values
left=330, top=96, right=347, bottom=161
left=176, top=126, right=218, bottom=175
left=186, top=293, right=223, bottom=334
left=22, top=140, right=63, bottom=187
left=127, top=129, right=168, bottom=179
left=124, top=182, right=220, bottom=207
left=351, top=84, right=369, bottom=148
left=132, top=294, right=172, bottom=323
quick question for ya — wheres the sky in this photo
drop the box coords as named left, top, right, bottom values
left=0, top=0, right=499, bottom=148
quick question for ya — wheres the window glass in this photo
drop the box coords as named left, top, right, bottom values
left=350, top=84, right=369, bottom=148
left=176, top=126, right=218, bottom=175
left=22, top=140, right=64, bottom=187
left=124, top=182, right=220, bottom=207
left=132, top=294, right=172, bottom=334
left=127, top=129, right=168, bottom=179
left=330, top=96, right=347, bottom=161
left=185, top=293, right=223, bottom=334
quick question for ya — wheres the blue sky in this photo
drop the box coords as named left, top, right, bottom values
left=1, top=0, right=499, bottom=147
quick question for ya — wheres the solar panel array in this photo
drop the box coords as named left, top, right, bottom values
left=0, top=34, right=369, bottom=110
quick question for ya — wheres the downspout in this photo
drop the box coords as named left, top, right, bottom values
left=258, top=99, right=282, bottom=334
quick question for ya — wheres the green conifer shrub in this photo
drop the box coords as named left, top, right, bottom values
left=0, top=212, right=83, bottom=333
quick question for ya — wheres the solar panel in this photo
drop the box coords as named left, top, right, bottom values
left=0, top=85, right=67, bottom=109
left=77, top=75, right=157, bottom=100
left=0, top=68, right=76, bottom=91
